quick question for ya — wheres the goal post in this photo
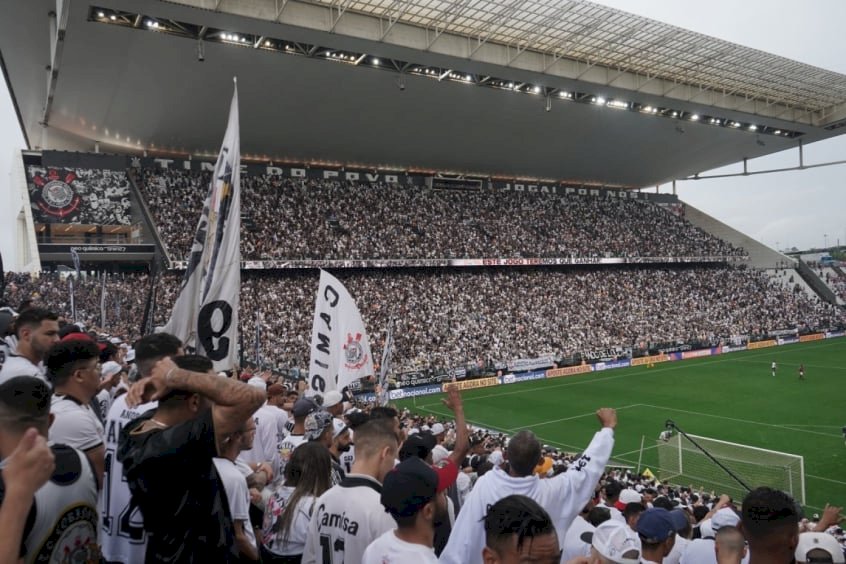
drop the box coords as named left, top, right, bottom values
left=655, top=432, right=805, bottom=505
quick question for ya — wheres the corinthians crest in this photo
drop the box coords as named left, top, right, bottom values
left=343, top=332, right=369, bottom=370
left=31, top=168, right=82, bottom=219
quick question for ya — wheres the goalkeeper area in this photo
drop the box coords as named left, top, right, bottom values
left=397, top=338, right=846, bottom=511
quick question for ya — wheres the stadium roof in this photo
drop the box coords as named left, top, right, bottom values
left=3, top=0, right=846, bottom=187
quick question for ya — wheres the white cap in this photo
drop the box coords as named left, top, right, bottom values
left=698, top=519, right=714, bottom=539
left=323, top=390, right=343, bottom=408
left=101, top=361, right=123, bottom=380
left=620, top=489, right=642, bottom=504
left=711, top=507, right=740, bottom=531
left=795, top=532, right=845, bottom=563
left=407, top=428, right=420, bottom=436
left=582, top=520, right=642, bottom=564
left=431, top=423, right=445, bottom=436
left=332, top=419, right=349, bottom=439
left=109, top=337, right=122, bottom=345
left=432, top=447, right=449, bottom=465
left=421, top=425, right=430, bottom=432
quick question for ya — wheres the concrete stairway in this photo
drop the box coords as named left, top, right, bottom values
left=682, top=202, right=793, bottom=269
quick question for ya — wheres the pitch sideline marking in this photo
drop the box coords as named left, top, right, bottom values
left=638, top=404, right=842, bottom=439
left=510, top=404, right=641, bottom=433
left=415, top=339, right=845, bottom=408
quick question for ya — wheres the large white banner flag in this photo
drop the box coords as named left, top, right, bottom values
left=308, top=270, right=374, bottom=396
left=162, top=81, right=241, bottom=371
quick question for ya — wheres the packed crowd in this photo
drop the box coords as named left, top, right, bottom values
left=138, top=170, right=746, bottom=262
left=0, top=317, right=842, bottom=563
left=5, top=265, right=844, bottom=374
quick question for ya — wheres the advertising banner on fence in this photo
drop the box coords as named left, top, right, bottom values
left=507, top=356, right=555, bottom=372
left=799, top=333, right=825, bottom=343
left=777, top=336, right=799, bottom=346
left=721, top=345, right=748, bottom=353
left=748, top=339, right=777, bottom=350
left=631, top=354, right=670, bottom=367
left=681, top=347, right=721, bottom=360
left=443, top=377, right=499, bottom=392
left=593, top=359, right=632, bottom=372
left=826, top=331, right=845, bottom=339
left=546, top=365, right=591, bottom=379
left=389, top=384, right=444, bottom=400
left=501, top=371, right=547, bottom=385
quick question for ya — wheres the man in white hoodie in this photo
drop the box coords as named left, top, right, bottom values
left=439, top=407, right=616, bottom=564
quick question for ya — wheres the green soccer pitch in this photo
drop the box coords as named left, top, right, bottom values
left=395, top=338, right=846, bottom=511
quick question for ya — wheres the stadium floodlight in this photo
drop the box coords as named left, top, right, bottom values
left=507, top=83, right=514, bottom=89
left=607, top=100, right=628, bottom=110
left=465, top=75, right=472, bottom=81
left=749, top=125, right=758, bottom=131
left=373, top=58, right=380, bottom=65
left=671, top=111, right=678, bottom=117
left=533, top=86, right=541, bottom=94
left=774, top=129, right=781, bottom=134
left=109, top=14, right=116, bottom=21
left=595, top=96, right=606, bottom=105
left=265, top=40, right=272, bottom=47
left=97, top=11, right=105, bottom=18
left=690, top=114, right=700, bottom=121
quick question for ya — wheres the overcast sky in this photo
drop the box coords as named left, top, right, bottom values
left=2, top=0, right=845, bottom=268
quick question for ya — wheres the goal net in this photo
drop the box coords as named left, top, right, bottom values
left=655, top=432, right=805, bottom=505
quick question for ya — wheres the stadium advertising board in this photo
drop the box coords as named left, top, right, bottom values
left=748, top=339, right=777, bottom=350
left=777, top=336, right=799, bottom=346
left=592, top=359, right=632, bottom=371
left=799, top=333, right=825, bottom=343
left=721, top=344, right=748, bottom=353
left=443, top=377, right=499, bottom=392
left=656, top=343, right=692, bottom=354
left=546, top=365, right=591, bottom=378
left=501, top=371, right=546, bottom=385
left=389, top=384, right=444, bottom=400
left=768, top=329, right=798, bottom=337
left=681, top=347, right=721, bottom=360
left=631, top=354, right=669, bottom=367
left=825, top=331, right=845, bottom=339
left=26, top=166, right=131, bottom=225
left=507, top=355, right=555, bottom=372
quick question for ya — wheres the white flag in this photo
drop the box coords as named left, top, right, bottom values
left=377, top=321, right=394, bottom=406
left=307, top=270, right=374, bottom=396
left=162, top=82, right=241, bottom=371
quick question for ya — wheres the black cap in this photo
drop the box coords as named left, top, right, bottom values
left=381, top=457, right=443, bottom=518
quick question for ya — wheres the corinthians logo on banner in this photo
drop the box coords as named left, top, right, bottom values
left=31, top=168, right=82, bottom=218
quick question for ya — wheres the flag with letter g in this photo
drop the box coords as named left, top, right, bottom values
left=162, top=80, right=241, bottom=371
left=308, top=270, right=374, bottom=396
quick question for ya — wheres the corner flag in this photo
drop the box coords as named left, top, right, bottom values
left=162, top=81, right=241, bottom=371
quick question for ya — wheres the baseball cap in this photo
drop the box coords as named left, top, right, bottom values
left=380, top=456, right=457, bottom=518
left=332, top=419, right=349, bottom=439
left=637, top=508, right=676, bottom=543
left=581, top=520, right=642, bottom=564
left=711, top=507, right=741, bottom=531
left=620, top=489, right=642, bottom=504
left=247, top=375, right=267, bottom=391
left=668, top=509, right=689, bottom=532
left=101, top=361, right=123, bottom=380
left=430, top=423, right=445, bottom=436
left=293, top=398, right=318, bottom=418
left=399, top=433, right=436, bottom=461
left=795, top=532, right=846, bottom=563
left=304, top=411, right=334, bottom=441
left=323, top=390, right=343, bottom=408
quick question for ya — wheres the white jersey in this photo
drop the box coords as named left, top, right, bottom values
left=262, top=485, right=316, bottom=556
left=49, top=394, right=105, bottom=451
left=0, top=444, right=99, bottom=564
left=0, top=352, right=45, bottom=386
left=339, top=446, right=355, bottom=474
left=302, top=474, right=397, bottom=564
left=213, top=457, right=258, bottom=555
left=362, top=529, right=439, bottom=564
left=239, top=403, right=283, bottom=475
left=99, top=394, right=157, bottom=563
left=680, top=538, right=749, bottom=564
left=664, top=534, right=689, bottom=564
left=440, top=427, right=614, bottom=564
